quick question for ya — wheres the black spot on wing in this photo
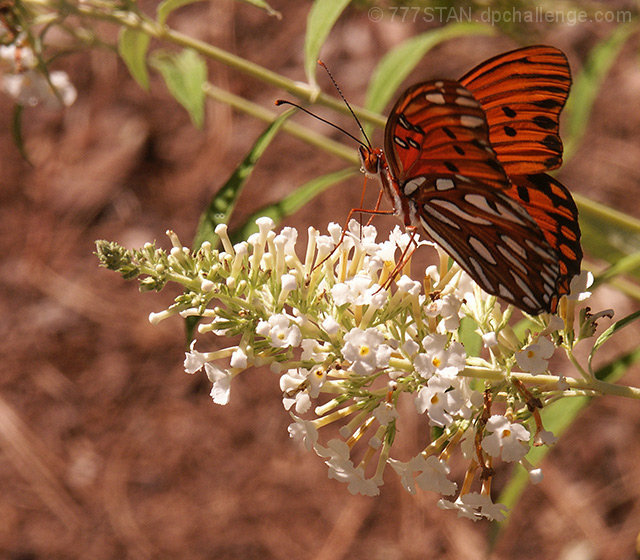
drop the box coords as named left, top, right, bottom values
left=533, top=115, right=556, bottom=130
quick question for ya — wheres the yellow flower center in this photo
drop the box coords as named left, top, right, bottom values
left=359, top=345, right=370, bottom=357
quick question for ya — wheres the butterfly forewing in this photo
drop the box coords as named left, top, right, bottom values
left=459, top=45, right=571, bottom=175
left=384, top=80, right=509, bottom=193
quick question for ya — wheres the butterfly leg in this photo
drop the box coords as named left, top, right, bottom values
left=312, top=206, right=395, bottom=271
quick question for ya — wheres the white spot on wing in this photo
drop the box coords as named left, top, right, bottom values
left=496, top=245, right=527, bottom=274
left=469, top=236, right=497, bottom=265
left=403, top=178, right=425, bottom=196
left=511, top=269, right=537, bottom=301
left=469, top=257, right=494, bottom=292
left=500, top=234, right=527, bottom=259
left=431, top=199, right=492, bottom=225
left=464, top=194, right=503, bottom=218
left=394, top=136, right=408, bottom=149
left=455, top=96, right=478, bottom=108
left=435, top=178, right=455, bottom=191
left=426, top=92, right=446, bottom=104
left=498, top=284, right=514, bottom=301
left=460, top=115, right=484, bottom=128
left=525, top=239, right=555, bottom=260
left=421, top=205, right=461, bottom=230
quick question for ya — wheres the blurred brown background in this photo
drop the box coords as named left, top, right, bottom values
left=1, top=1, right=640, bottom=558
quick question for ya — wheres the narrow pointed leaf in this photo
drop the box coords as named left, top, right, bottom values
left=304, top=0, right=350, bottom=87
left=576, top=194, right=640, bottom=278
left=564, top=23, right=635, bottom=161
left=588, top=309, right=640, bottom=374
left=364, top=23, right=494, bottom=121
left=118, top=28, right=151, bottom=90
left=193, top=110, right=293, bottom=249
left=238, top=0, right=282, bottom=19
left=11, top=104, right=32, bottom=164
left=150, top=49, right=207, bottom=128
left=157, top=0, right=206, bottom=25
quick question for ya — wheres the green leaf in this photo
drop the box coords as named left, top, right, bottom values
left=588, top=309, right=640, bottom=375
left=230, top=167, right=358, bottom=244
left=576, top=193, right=640, bottom=275
left=157, top=0, right=206, bottom=25
left=117, top=28, right=151, bottom=91
left=150, top=49, right=207, bottom=128
left=192, top=110, right=293, bottom=249
left=304, top=0, right=351, bottom=88
left=491, top=344, right=640, bottom=544
left=458, top=316, right=482, bottom=358
left=237, top=0, right=282, bottom=19
left=564, top=23, right=635, bottom=161
left=364, top=22, right=494, bottom=127
left=11, top=104, right=32, bottom=165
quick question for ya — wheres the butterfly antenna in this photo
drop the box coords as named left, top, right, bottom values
left=274, top=99, right=368, bottom=148
left=317, top=60, right=372, bottom=149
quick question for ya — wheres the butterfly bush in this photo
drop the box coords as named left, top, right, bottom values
left=96, top=218, right=611, bottom=521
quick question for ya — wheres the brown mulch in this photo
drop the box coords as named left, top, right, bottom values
left=1, top=2, right=640, bottom=559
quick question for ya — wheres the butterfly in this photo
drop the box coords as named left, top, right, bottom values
left=358, top=45, right=582, bottom=315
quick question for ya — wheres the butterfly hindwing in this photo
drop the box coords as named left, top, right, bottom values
left=507, top=173, right=582, bottom=296
left=459, top=45, right=571, bottom=175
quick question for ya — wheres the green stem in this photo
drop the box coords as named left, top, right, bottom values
left=204, top=83, right=358, bottom=165
left=45, top=0, right=386, bottom=127
left=462, top=366, right=640, bottom=400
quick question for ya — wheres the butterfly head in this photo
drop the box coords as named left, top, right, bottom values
left=358, top=146, right=383, bottom=178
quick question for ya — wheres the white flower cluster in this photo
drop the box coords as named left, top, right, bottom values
left=143, top=217, right=601, bottom=522
left=0, top=33, right=76, bottom=108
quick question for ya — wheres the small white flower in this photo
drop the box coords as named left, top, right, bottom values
left=331, top=274, right=387, bottom=308
left=389, top=454, right=456, bottom=496
left=288, top=415, right=318, bottom=451
left=415, top=376, right=455, bottom=427
left=534, top=429, right=558, bottom=446
left=230, top=347, right=247, bottom=369
left=316, top=439, right=380, bottom=496
left=567, top=270, right=593, bottom=301
left=396, top=275, right=421, bottom=296
left=300, top=339, right=331, bottom=363
left=516, top=337, right=555, bottom=374
left=373, top=402, right=398, bottom=426
left=460, top=493, right=508, bottom=522
left=256, top=313, right=302, bottom=348
left=2, top=69, right=76, bottom=107
left=414, top=334, right=466, bottom=380
left=184, top=340, right=208, bottom=373
left=342, top=327, right=391, bottom=375
left=321, top=315, right=341, bottom=335
left=204, top=363, right=231, bottom=405
left=280, top=273, right=297, bottom=291
left=482, top=332, right=498, bottom=348
left=280, top=369, right=311, bottom=413
left=482, top=415, right=530, bottom=462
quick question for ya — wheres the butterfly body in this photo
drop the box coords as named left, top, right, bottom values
left=360, top=45, right=582, bottom=315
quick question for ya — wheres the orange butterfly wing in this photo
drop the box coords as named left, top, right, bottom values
left=382, top=80, right=565, bottom=314
left=459, top=45, right=571, bottom=175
